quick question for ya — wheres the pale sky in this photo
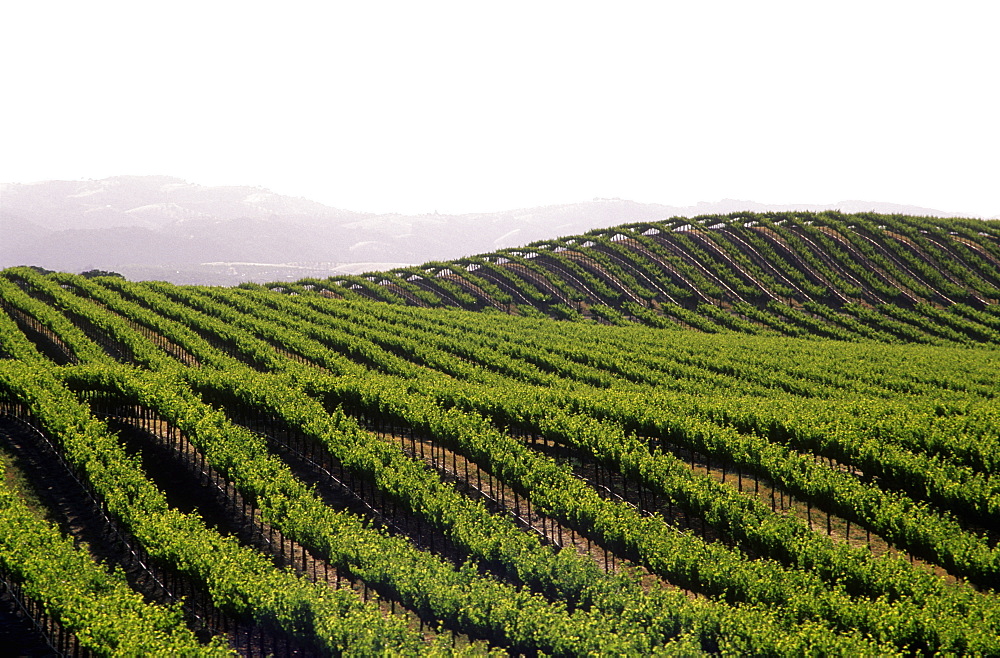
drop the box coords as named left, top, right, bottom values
left=2, top=1, right=997, bottom=217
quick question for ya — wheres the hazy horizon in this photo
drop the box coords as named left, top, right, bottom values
left=4, top=174, right=991, bottom=286
left=4, top=173, right=994, bottom=220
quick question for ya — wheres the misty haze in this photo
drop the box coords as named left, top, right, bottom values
left=0, top=175, right=979, bottom=286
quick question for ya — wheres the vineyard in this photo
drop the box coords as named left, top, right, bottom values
left=297, top=211, right=1000, bottom=344
left=1, top=211, right=1000, bottom=655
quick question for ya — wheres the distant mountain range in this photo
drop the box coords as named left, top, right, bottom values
left=1, top=175, right=988, bottom=286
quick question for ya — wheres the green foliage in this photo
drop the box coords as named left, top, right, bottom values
left=79, top=269, right=125, bottom=279
left=4, top=212, right=1000, bottom=653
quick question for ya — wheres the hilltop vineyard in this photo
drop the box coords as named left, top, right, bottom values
left=296, top=211, right=1000, bottom=341
left=2, top=212, right=1000, bottom=655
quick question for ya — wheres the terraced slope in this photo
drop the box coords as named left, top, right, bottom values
left=1, top=265, right=1000, bottom=654
left=279, top=211, right=1000, bottom=344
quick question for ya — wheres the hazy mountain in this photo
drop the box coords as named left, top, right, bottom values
left=0, top=176, right=977, bottom=285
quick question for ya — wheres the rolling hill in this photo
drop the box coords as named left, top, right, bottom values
left=1, top=176, right=977, bottom=285
left=273, top=210, right=1000, bottom=345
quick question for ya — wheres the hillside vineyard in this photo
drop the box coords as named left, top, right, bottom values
left=299, top=211, right=1000, bottom=339
left=1, top=212, right=999, bottom=655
